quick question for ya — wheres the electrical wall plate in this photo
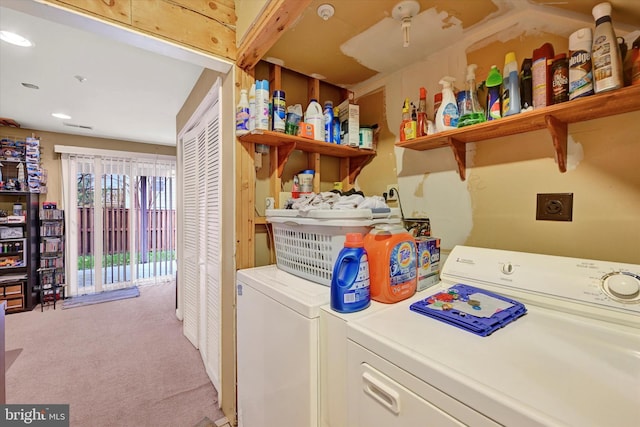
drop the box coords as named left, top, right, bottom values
left=536, top=193, right=573, bottom=221
left=386, top=185, right=398, bottom=201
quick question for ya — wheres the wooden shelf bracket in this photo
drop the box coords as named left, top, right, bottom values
left=275, top=142, right=296, bottom=178
left=448, top=137, right=467, bottom=181
left=544, top=115, right=568, bottom=173
left=347, top=154, right=375, bottom=184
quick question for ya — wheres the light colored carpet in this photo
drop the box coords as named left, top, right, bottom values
left=61, top=286, right=140, bottom=309
left=5, top=282, right=225, bottom=426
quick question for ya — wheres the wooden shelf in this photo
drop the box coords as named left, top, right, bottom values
left=396, top=85, right=640, bottom=180
left=238, top=130, right=375, bottom=182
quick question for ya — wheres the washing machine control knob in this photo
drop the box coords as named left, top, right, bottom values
left=501, top=262, right=514, bottom=275
left=603, top=272, right=640, bottom=300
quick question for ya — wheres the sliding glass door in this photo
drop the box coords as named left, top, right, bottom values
left=60, top=149, right=176, bottom=297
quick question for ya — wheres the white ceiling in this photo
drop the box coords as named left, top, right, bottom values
left=0, top=0, right=230, bottom=146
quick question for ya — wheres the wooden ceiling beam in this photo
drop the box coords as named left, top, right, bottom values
left=236, top=0, right=312, bottom=71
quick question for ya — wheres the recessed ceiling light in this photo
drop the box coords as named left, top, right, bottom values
left=52, top=113, right=72, bottom=120
left=21, top=83, right=39, bottom=90
left=74, top=75, right=87, bottom=83
left=0, top=31, right=33, bottom=47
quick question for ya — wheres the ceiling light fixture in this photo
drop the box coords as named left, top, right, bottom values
left=317, top=4, right=335, bottom=21
left=392, top=1, right=420, bottom=48
left=52, top=113, right=72, bottom=120
left=21, top=83, right=39, bottom=90
left=74, top=75, right=87, bottom=83
left=0, top=30, right=33, bottom=47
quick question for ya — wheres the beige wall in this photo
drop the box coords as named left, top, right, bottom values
left=0, top=127, right=175, bottom=207
left=352, top=31, right=640, bottom=264
left=235, top=0, right=269, bottom=47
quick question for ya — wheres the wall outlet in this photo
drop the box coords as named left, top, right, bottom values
left=386, top=185, right=398, bottom=201
left=536, top=193, right=573, bottom=221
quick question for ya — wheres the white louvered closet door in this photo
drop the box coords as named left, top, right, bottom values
left=204, top=98, right=222, bottom=391
left=178, top=79, right=222, bottom=393
left=181, top=126, right=201, bottom=347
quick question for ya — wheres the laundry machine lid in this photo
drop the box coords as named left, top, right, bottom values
left=237, top=265, right=330, bottom=318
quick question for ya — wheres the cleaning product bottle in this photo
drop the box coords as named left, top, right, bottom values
left=520, top=58, right=533, bottom=110
left=248, top=83, right=256, bottom=132
left=485, top=66, right=502, bottom=121
left=433, top=93, right=442, bottom=119
left=569, top=28, right=594, bottom=100
left=330, top=233, right=370, bottom=313
left=235, top=89, right=250, bottom=136
left=399, top=98, right=416, bottom=141
left=551, top=54, right=569, bottom=104
left=591, top=2, right=623, bottom=93
left=256, top=80, right=270, bottom=130
left=458, top=64, right=486, bottom=127
left=272, top=90, right=286, bottom=133
left=532, top=43, right=555, bottom=109
left=417, top=87, right=428, bottom=137
left=332, top=107, right=342, bottom=144
left=631, top=36, right=640, bottom=86
left=622, top=36, right=636, bottom=86
left=502, top=52, right=521, bottom=116
left=364, top=224, right=417, bottom=304
left=323, top=101, right=334, bottom=143
left=304, top=99, right=324, bottom=141
left=435, top=77, right=458, bottom=132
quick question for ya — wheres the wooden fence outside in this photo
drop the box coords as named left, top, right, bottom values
left=77, top=207, right=176, bottom=256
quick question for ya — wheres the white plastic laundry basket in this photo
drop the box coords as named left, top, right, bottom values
left=268, top=213, right=399, bottom=286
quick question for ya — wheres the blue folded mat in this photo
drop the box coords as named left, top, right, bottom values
left=410, top=284, right=527, bottom=337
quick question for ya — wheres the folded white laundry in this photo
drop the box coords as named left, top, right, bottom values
left=293, top=192, right=341, bottom=212
left=358, top=195, right=387, bottom=210
left=333, top=194, right=365, bottom=209
left=290, top=192, right=389, bottom=212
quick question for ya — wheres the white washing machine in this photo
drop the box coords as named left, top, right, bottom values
left=236, top=265, right=330, bottom=427
left=320, top=300, right=394, bottom=427
left=346, top=246, right=640, bottom=426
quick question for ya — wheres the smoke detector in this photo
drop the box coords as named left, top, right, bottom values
left=317, top=4, right=335, bottom=21
left=392, top=0, right=420, bottom=48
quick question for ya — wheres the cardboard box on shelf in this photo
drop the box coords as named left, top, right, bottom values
left=297, top=122, right=315, bottom=139
left=416, top=237, right=441, bottom=291
left=337, top=99, right=359, bottom=147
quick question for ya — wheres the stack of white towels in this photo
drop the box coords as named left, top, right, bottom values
left=291, top=192, right=388, bottom=212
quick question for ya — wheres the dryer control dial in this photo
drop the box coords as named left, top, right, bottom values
left=602, top=272, right=640, bottom=301
left=501, top=262, right=515, bottom=275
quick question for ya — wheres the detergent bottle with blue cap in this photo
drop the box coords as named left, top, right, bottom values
left=331, top=233, right=370, bottom=313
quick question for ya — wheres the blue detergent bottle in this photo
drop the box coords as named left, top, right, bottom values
left=331, top=233, right=370, bottom=313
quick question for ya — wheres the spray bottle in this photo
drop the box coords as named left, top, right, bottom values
left=458, top=64, right=485, bottom=128
left=435, top=77, right=458, bottom=132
